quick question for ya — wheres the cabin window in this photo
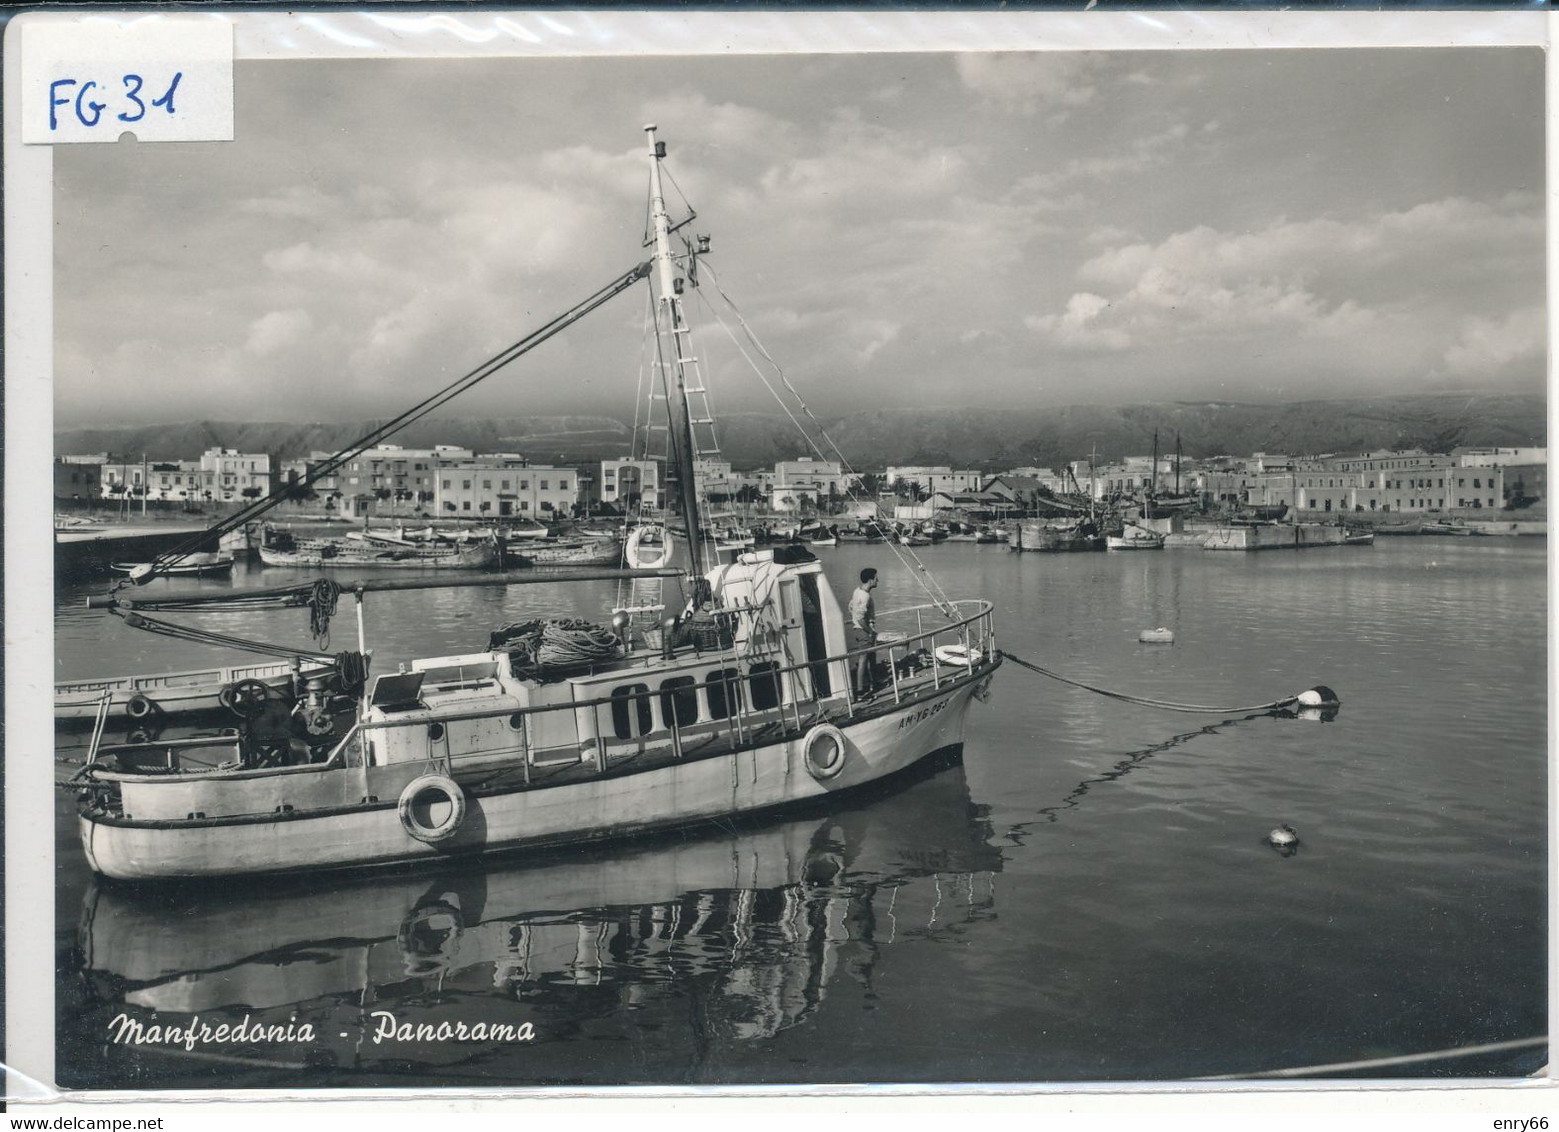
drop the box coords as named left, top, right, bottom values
left=706, top=668, right=740, bottom=719
left=610, top=684, right=653, bottom=738
left=748, top=662, right=782, bottom=710
left=660, top=677, right=699, bottom=728
left=428, top=722, right=446, bottom=742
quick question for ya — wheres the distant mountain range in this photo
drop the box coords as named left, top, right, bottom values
left=55, top=393, right=1545, bottom=471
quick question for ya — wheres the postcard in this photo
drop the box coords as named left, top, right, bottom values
left=6, top=7, right=1550, bottom=1116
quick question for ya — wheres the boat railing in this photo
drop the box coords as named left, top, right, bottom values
left=342, top=598, right=996, bottom=774
left=92, top=600, right=997, bottom=785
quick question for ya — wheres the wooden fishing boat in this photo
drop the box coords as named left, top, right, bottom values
left=56, top=658, right=340, bottom=722
left=109, top=552, right=234, bottom=577
left=508, top=537, right=623, bottom=567
left=1013, top=520, right=1105, bottom=552
left=73, top=128, right=1001, bottom=882
left=259, top=530, right=500, bottom=569
left=1105, top=524, right=1166, bottom=551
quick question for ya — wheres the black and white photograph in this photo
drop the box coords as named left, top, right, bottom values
left=11, top=10, right=1549, bottom=1103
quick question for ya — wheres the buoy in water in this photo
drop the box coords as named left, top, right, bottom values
left=1138, top=627, right=1174, bottom=644
left=1267, top=823, right=1298, bottom=848
left=1297, top=685, right=1340, bottom=708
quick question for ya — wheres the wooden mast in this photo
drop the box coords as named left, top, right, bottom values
left=645, top=125, right=706, bottom=581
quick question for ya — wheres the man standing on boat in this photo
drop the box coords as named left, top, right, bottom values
left=850, top=567, right=879, bottom=697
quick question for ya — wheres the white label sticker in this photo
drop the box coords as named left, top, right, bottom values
left=21, top=16, right=233, bottom=144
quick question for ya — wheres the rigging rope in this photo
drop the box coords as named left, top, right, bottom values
left=693, top=262, right=957, bottom=616
left=114, top=609, right=337, bottom=665
left=999, top=649, right=1302, bottom=715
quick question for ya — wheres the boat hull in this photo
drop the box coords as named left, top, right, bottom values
left=79, top=671, right=991, bottom=881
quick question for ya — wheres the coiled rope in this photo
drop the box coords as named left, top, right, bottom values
left=307, top=579, right=341, bottom=647
left=999, top=650, right=1302, bottom=715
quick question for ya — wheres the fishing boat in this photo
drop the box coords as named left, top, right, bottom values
left=259, top=526, right=500, bottom=569
left=1105, top=524, right=1166, bottom=551
left=109, top=552, right=234, bottom=577
left=501, top=519, right=551, bottom=540
left=508, top=535, right=624, bottom=568
left=1423, top=519, right=1481, bottom=537
left=72, top=128, right=1001, bottom=882
left=1343, top=527, right=1376, bottom=546
left=1013, top=519, right=1105, bottom=552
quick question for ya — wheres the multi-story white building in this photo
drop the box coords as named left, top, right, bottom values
left=1454, top=446, right=1547, bottom=468
left=338, top=444, right=470, bottom=509
left=198, top=447, right=273, bottom=502
left=885, top=465, right=982, bottom=497
left=436, top=457, right=579, bottom=519
left=600, top=458, right=664, bottom=512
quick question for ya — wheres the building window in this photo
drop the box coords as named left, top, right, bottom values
left=520, top=480, right=529, bottom=490
left=462, top=501, right=471, bottom=511
left=540, top=480, right=549, bottom=490
left=442, top=479, right=451, bottom=489
left=501, top=480, right=510, bottom=491
left=462, top=480, right=472, bottom=490
left=483, top=480, right=492, bottom=490
left=559, top=479, right=569, bottom=490
left=520, top=501, right=530, bottom=511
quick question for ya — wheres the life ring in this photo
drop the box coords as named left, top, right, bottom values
left=625, top=525, right=673, bottom=570
left=802, top=723, right=848, bottom=781
left=934, top=644, right=982, bottom=668
left=125, top=693, right=154, bottom=720
left=397, top=773, right=466, bottom=843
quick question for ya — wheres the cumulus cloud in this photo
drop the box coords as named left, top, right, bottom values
left=244, top=309, right=313, bottom=355
left=1026, top=292, right=1130, bottom=351
left=1443, top=307, right=1546, bottom=376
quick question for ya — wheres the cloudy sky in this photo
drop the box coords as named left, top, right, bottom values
left=53, top=46, right=1544, bottom=428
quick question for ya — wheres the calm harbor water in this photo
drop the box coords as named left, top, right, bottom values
left=53, top=537, right=1548, bottom=1088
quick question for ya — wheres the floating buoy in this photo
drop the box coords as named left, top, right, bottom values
left=1138, top=627, right=1174, bottom=644
left=1267, top=823, right=1298, bottom=848
left=1297, top=685, right=1340, bottom=708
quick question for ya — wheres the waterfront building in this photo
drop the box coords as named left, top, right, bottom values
left=600, top=458, right=664, bottom=512
left=338, top=444, right=470, bottom=512
left=437, top=456, right=578, bottom=519
left=770, top=482, right=821, bottom=514
left=198, top=447, right=273, bottom=502
left=886, top=465, right=983, bottom=497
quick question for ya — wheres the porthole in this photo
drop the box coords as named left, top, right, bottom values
left=428, top=722, right=446, bottom=743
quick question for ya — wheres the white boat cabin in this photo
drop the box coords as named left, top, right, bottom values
left=361, top=548, right=853, bottom=775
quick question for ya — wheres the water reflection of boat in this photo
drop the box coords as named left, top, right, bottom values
left=74, top=752, right=999, bottom=1080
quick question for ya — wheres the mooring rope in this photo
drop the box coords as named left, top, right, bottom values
left=999, top=649, right=1303, bottom=715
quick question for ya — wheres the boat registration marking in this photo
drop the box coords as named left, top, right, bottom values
left=898, top=694, right=951, bottom=730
